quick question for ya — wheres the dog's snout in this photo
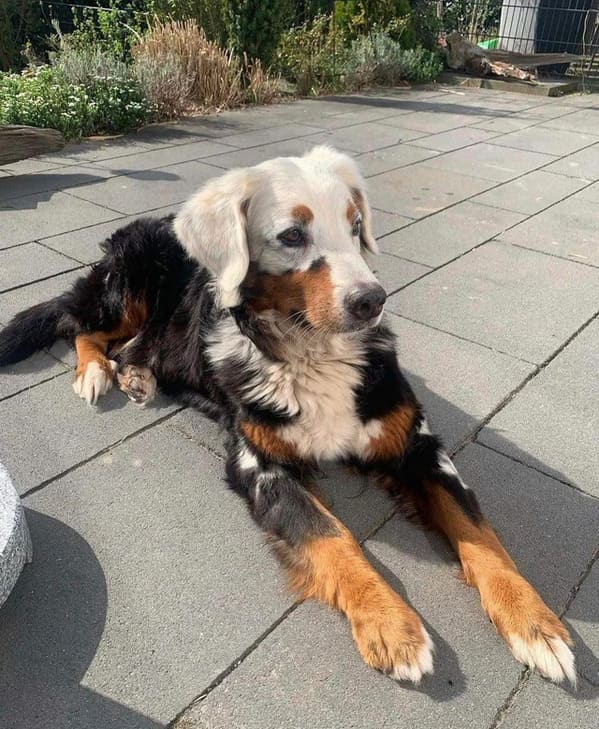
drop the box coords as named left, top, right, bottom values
left=345, top=284, right=387, bottom=322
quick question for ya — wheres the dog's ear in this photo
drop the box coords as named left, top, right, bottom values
left=306, top=145, right=379, bottom=254
left=174, top=168, right=260, bottom=308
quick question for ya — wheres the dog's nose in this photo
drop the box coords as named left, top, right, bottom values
left=345, top=284, right=387, bottom=322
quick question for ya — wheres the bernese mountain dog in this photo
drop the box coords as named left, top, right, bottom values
left=0, top=146, right=575, bottom=685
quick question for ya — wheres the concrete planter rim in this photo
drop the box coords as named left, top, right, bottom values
left=0, top=461, right=33, bottom=608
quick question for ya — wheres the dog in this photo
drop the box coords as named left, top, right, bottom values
left=0, top=146, right=575, bottom=685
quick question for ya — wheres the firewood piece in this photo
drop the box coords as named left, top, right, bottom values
left=488, top=61, right=533, bottom=81
left=443, top=32, right=533, bottom=81
left=0, top=125, right=65, bottom=165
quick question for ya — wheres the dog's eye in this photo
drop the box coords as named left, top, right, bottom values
left=278, top=227, right=304, bottom=247
left=352, top=219, right=362, bottom=237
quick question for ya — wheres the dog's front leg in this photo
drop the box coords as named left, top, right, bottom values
left=226, top=434, right=434, bottom=683
left=374, top=427, right=576, bottom=685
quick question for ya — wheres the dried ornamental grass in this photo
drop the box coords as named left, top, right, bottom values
left=132, top=19, right=242, bottom=110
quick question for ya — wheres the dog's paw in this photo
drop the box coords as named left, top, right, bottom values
left=73, top=360, right=117, bottom=405
left=117, top=365, right=157, bottom=405
left=484, top=570, right=576, bottom=685
left=350, top=589, right=434, bottom=684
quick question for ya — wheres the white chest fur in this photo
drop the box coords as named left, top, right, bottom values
left=260, top=334, right=381, bottom=460
left=207, top=320, right=382, bottom=460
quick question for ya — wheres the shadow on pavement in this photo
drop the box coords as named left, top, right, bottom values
left=0, top=356, right=596, bottom=721
left=0, top=510, right=162, bottom=729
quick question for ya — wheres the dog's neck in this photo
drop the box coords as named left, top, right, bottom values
left=228, top=303, right=367, bottom=364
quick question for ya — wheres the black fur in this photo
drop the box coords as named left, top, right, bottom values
left=0, top=214, right=482, bottom=548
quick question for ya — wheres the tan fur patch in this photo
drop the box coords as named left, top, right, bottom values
left=276, top=496, right=428, bottom=674
left=75, top=296, right=147, bottom=380
left=427, top=485, right=571, bottom=649
left=367, top=405, right=417, bottom=459
left=241, top=421, right=299, bottom=462
left=346, top=201, right=358, bottom=223
left=291, top=204, right=314, bottom=224
left=245, top=261, right=337, bottom=327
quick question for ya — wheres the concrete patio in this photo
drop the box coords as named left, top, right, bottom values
left=0, top=85, right=598, bottom=729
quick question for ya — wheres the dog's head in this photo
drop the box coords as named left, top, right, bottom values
left=174, top=146, right=385, bottom=333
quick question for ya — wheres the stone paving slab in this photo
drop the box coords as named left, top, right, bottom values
left=499, top=192, right=599, bottom=266
left=408, top=125, right=498, bottom=152
left=41, top=204, right=181, bottom=265
left=368, top=252, right=430, bottom=294
left=499, top=675, right=599, bottom=729
left=387, top=240, right=599, bottom=363
left=563, top=559, right=599, bottom=686
left=355, top=144, right=441, bottom=177
left=453, top=444, right=599, bottom=610
left=0, top=425, right=291, bottom=729
left=0, top=268, right=87, bottom=325
left=195, top=137, right=321, bottom=170
left=0, top=86, right=598, bottom=729
left=421, top=142, right=556, bottom=183
left=386, top=314, right=533, bottom=451
left=542, top=108, right=599, bottom=135
left=68, top=160, right=220, bottom=215
left=0, top=164, right=115, bottom=203
left=0, top=242, right=78, bottom=292
left=543, top=143, right=599, bottom=180
left=306, top=121, right=419, bottom=154
left=377, top=200, right=525, bottom=267
left=370, top=208, right=413, bottom=239
left=0, top=352, right=68, bottom=402
left=367, top=165, right=495, bottom=219
left=488, top=125, right=599, bottom=156
left=479, top=318, right=599, bottom=496
left=179, top=534, right=520, bottom=729
left=471, top=169, right=590, bottom=215
left=0, top=191, right=119, bottom=247
left=0, top=376, right=177, bottom=494
left=92, top=139, right=236, bottom=173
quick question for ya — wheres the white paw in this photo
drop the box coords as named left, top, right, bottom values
left=509, top=633, right=576, bottom=686
left=391, top=626, right=435, bottom=684
left=73, top=360, right=117, bottom=405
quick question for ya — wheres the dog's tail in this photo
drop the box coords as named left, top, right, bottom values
left=0, top=297, right=72, bottom=365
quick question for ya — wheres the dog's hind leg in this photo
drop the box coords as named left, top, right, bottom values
left=226, top=429, right=434, bottom=683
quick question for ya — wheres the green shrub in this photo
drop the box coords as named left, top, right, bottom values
left=226, top=0, right=293, bottom=66
left=344, top=33, right=443, bottom=87
left=0, top=67, right=93, bottom=139
left=334, top=0, right=416, bottom=46
left=275, top=14, right=348, bottom=95
left=147, top=0, right=229, bottom=46
left=0, top=64, right=153, bottom=141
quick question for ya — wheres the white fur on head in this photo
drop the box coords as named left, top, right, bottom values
left=174, top=167, right=260, bottom=308
left=303, top=145, right=379, bottom=254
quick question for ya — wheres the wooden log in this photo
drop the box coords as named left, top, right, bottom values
left=443, top=32, right=534, bottom=81
left=0, top=125, right=65, bottom=165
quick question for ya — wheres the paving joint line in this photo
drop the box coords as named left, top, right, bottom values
left=475, top=441, right=599, bottom=501
left=386, top=310, right=537, bottom=365
left=0, top=369, right=71, bottom=405
left=488, top=670, right=531, bottom=729
left=371, top=141, right=599, bottom=290
left=451, top=307, right=599, bottom=459
left=166, top=419, right=226, bottom=463
left=0, top=263, right=85, bottom=296
left=20, top=406, right=184, bottom=500
left=507, top=242, right=599, bottom=270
